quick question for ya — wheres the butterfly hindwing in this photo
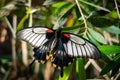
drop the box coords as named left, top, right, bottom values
left=63, top=33, right=101, bottom=59
left=51, top=38, right=74, bottom=77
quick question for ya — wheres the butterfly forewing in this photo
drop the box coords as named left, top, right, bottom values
left=70, top=34, right=85, bottom=44
left=63, top=34, right=101, bottom=59
left=17, top=27, right=49, bottom=47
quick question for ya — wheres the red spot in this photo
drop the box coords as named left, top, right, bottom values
left=47, top=29, right=54, bottom=33
left=63, top=33, right=70, bottom=38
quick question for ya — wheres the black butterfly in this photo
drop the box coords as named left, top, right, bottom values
left=17, top=26, right=101, bottom=77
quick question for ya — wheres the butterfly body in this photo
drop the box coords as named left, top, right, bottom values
left=17, top=26, right=101, bottom=77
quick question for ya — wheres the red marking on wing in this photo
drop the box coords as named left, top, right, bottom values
left=63, top=33, right=70, bottom=38
left=47, top=29, right=54, bottom=33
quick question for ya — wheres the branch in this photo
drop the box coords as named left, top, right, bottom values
left=75, top=0, right=88, bottom=34
left=114, top=0, right=120, bottom=19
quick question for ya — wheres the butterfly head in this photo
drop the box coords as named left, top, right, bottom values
left=53, top=27, right=62, bottom=38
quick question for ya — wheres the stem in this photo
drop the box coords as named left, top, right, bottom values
left=75, top=0, right=88, bottom=34
left=114, top=0, right=120, bottom=48
left=5, top=16, right=17, bottom=70
left=28, top=0, right=32, bottom=27
left=11, top=37, right=17, bottom=70
left=89, top=59, right=110, bottom=80
left=4, top=17, right=15, bottom=38
left=76, top=58, right=86, bottom=80
left=34, top=62, right=40, bottom=73
left=102, top=0, right=106, bottom=7
left=21, top=41, right=28, bottom=66
left=114, top=0, right=120, bottom=19
left=12, top=15, right=17, bottom=71
left=21, top=0, right=32, bottom=67
left=44, top=62, right=52, bottom=80
left=85, top=60, right=91, bottom=69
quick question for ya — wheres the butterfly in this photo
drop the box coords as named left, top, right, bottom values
left=17, top=26, right=101, bottom=77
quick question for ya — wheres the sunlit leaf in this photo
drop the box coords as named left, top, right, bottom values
left=88, top=28, right=107, bottom=44
left=87, top=33, right=100, bottom=46
left=103, top=25, right=120, bottom=34
left=76, top=58, right=86, bottom=80
left=98, top=45, right=120, bottom=55
left=109, top=10, right=118, bottom=19
left=52, top=2, right=75, bottom=16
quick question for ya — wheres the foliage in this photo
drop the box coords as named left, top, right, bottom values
left=0, top=0, right=120, bottom=80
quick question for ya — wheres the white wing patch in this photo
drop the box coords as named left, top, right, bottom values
left=70, top=34, right=85, bottom=44
left=63, top=34, right=101, bottom=59
left=17, top=27, right=49, bottom=47
left=32, top=27, right=48, bottom=34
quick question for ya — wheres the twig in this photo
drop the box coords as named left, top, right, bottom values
left=12, top=15, right=17, bottom=71
left=114, top=69, right=120, bottom=80
left=89, top=59, right=110, bottom=80
left=34, top=62, right=40, bottom=73
left=89, top=59, right=101, bottom=71
left=5, top=16, right=17, bottom=71
left=75, top=0, right=88, bottom=34
left=44, top=62, right=54, bottom=80
left=21, top=41, right=28, bottom=66
left=114, top=0, right=120, bottom=19
left=85, top=60, right=91, bottom=69
left=102, top=0, right=106, bottom=7
left=13, top=15, right=17, bottom=35
left=28, top=0, right=32, bottom=27
left=4, top=17, right=15, bottom=38
left=79, top=0, right=110, bottom=12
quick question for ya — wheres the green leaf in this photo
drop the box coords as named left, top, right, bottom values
left=109, top=10, right=118, bottom=19
left=43, top=0, right=58, bottom=5
left=100, top=54, right=120, bottom=75
left=100, top=61, right=116, bottom=75
left=87, top=33, right=100, bottom=46
left=98, top=45, right=120, bottom=55
left=88, top=28, right=107, bottom=44
left=101, top=53, right=112, bottom=63
left=78, top=0, right=110, bottom=12
left=62, top=25, right=80, bottom=32
left=103, top=25, right=120, bottom=34
left=88, top=17, right=112, bottom=27
left=53, top=3, right=75, bottom=29
left=52, top=2, right=75, bottom=16
left=17, top=14, right=29, bottom=31
left=76, top=58, right=86, bottom=80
